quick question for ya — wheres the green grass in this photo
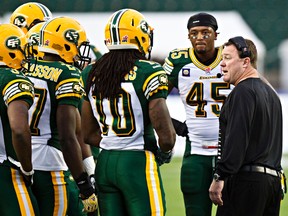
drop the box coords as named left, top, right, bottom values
left=160, top=156, right=288, bottom=216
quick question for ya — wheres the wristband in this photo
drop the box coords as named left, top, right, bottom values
left=75, top=172, right=94, bottom=198
left=83, top=156, right=96, bottom=176
left=20, top=166, right=34, bottom=176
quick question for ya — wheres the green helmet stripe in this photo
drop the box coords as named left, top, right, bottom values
left=39, top=17, right=53, bottom=45
left=35, top=3, right=52, bottom=18
left=110, top=9, right=127, bottom=45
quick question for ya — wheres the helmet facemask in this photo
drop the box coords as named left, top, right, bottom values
left=75, top=41, right=91, bottom=70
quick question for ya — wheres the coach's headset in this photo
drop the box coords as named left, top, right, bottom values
left=228, top=36, right=251, bottom=58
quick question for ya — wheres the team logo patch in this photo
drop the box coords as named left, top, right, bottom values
left=18, top=82, right=33, bottom=92
left=158, top=74, right=168, bottom=85
left=65, top=29, right=79, bottom=43
left=73, top=83, right=84, bottom=94
left=13, top=16, right=27, bottom=28
left=6, top=36, right=21, bottom=50
left=182, top=68, right=190, bottom=77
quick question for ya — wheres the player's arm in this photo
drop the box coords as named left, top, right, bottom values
left=57, top=105, right=85, bottom=177
left=81, top=100, right=102, bottom=147
left=75, top=109, right=95, bottom=179
left=8, top=100, right=33, bottom=173
left=149, top=98, right=176, bottom=152
left=57, top=104, right=97, bottom=212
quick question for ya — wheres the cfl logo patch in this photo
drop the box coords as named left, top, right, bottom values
left=73, top=83, right=84, bottom=94
left=182, top=68, right=190, bottom=77
left=6, top=37, right=21, bottom=50
left=65, top=30, right=79, bottom=43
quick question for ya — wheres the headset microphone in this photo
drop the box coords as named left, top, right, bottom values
left=217, top=73, right=223, bottom=78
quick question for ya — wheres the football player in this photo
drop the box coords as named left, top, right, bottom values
left=81, top=8, right=176, bottom=215
left=24, top=16, right=97, bottom=215
left=163, top=12, right=233, bottom=216
left=0, top=24, right=38, bottom=216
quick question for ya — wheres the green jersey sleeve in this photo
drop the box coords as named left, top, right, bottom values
left=163, top=48, right=192, bottom=89
left=1, top=68, right=34, bottom=107
left=134, top=60, right=169, bottom=101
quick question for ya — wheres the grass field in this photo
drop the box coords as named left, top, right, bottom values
left=160, top=155, right=288, bottom=216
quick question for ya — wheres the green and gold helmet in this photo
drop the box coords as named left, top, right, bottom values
left=38, top=16, right=91, bottom=69
left=10, top=2, right=52, bottom=34
left=0, top=24, right=27, bottom=69
left=105, top=9, right=154, bottom=58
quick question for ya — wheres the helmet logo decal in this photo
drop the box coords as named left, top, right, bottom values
left=29, top=33, right=40, bottom=45
left=44, top=39, right=50, bottom=46
left=6, top=36, right=20, bottom=50
left=105, top=38, right=111, bottom=45
left=122, top=35, right=128, bottom=43
left=13, top=16, right=27, bottom=28
left=65, top=29, right=79, bottom=43
left=140, top=20, right=149, bottom=34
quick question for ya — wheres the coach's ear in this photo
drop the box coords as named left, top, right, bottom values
left=243, top=57, right=250, bottom=68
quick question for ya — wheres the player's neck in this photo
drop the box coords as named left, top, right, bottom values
left=194, top=48, right=217, bottom=66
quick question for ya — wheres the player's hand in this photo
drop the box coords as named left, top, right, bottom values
left=155, top=148, right=173, bottom=166
left=20, top=167, right=34, bottom=187
left=76, top=172, right=98, bottom=212
left=80, top=193, right=98, bottom=213
left=209, top=180, right=224, bottom=206
left=171, top=118, right=188, bottom=137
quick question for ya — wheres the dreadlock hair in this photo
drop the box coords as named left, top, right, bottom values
left=87, top=49, right=146, bottom=99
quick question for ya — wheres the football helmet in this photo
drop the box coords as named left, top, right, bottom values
left=0, top=24, right=27, bottom=69
left=26, top=22, right=45, bottom=59
left=10, top=2, right=52, bottom=34
left=104, top=9, right=154, bottom=58
left=38, top=16, right=91, bottom=69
